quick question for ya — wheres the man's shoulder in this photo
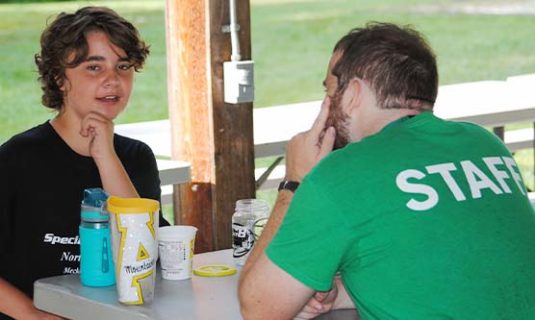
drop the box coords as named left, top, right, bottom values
left=305, top=146, right=367, bottom=189
left=313, top=142, right=373, bottom=172
left=438, top=116, right=507, bottom=149
left=428, top=112, right=493, bottom=136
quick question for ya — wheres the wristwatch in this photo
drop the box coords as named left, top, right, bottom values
left=278, top=180, right=300, bottom=193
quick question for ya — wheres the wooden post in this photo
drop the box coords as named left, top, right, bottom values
left=165, top=0, right=255, bottom=252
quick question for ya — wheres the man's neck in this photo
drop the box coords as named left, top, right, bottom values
left=354, top=107, right=422, bottom=141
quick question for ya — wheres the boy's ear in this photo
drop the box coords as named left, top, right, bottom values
left=57, top=76, right=67, bottom=92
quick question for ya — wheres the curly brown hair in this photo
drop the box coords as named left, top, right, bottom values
left=34, top=6, right=150, bottom=110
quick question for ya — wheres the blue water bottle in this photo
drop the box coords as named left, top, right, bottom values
left=79, top=188, right=115, bottom=287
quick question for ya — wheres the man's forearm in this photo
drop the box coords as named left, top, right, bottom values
left=239, top=98, right=335, bottom=319
left=241, top=190, right=293, bottom=276
left=243, top=97, right=333, bottom=272
left=239, top=190, right=317, bottom=319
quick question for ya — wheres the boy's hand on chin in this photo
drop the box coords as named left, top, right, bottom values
left=80, top=112, right=116, bottom=161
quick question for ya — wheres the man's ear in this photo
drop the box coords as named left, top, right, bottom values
left=346, top=78, right=363, bottom=112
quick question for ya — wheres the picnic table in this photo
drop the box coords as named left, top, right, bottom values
left=34, top=249, right=358, bottom=320
left=33, top=193, right=535, bottom=319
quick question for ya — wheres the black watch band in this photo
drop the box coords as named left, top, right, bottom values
left=278, top=180, right=300, bottom=193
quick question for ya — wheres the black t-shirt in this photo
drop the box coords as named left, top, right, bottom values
left=0, top=121, right=169, bottom=304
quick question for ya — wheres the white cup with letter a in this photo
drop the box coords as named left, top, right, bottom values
left=107, top=196, right=160, bottom=305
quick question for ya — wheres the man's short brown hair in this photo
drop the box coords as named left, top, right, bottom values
left=333, top=22, right=438, bottom=110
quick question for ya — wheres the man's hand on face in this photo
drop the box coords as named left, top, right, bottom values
left=285, top=97, right=336, bottom=182
left=80, top=112, right=116, bottom=161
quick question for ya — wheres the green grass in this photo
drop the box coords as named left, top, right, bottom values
left=250, top=0, right=535, bottom=106
left=0, top=1, right=169, bottom=141
left=0, top=0, right=534, bottom=194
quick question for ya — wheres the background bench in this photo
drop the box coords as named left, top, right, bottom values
left=156, top=159, right=191, bottom=205
left=117, top=76, right=535, bottom=198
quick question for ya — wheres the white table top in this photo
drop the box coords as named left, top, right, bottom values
left=34, top=249, right=358, bottom=320
left=34, top=250, right=239, bottom=320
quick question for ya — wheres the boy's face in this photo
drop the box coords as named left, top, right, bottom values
left=61, top=31, right=134, bottom=121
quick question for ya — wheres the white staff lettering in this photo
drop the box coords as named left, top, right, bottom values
left=396, top=169, right=438, bottom=211
left=460, top=160, right=502, bottom=199
left=396, top=156, right=526, bottom=211
left=426, top=162, right=466, bottom=201
left=503, top=156, right=526, bottom=195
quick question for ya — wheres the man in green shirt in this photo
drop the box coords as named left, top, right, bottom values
left=239, top=22, right=535, bottom=319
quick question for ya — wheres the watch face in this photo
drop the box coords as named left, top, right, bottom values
left=279, top=180, right=299, bottom=192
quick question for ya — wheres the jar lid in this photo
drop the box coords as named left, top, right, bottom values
left=193, top=264, right=237, bottom=277
left=235, top=198, right=270, bottom=213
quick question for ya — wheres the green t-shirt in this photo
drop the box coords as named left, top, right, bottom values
left=267, top=112, right=535, bottom=319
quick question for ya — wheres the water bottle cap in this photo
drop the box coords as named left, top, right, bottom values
left=82, top=188, right=109, bottom=207
left=81, top=188, right=109, bottom=222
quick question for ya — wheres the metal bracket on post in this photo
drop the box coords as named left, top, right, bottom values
left=222, top=24, right=240, bottom=33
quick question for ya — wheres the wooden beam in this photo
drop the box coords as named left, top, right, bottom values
left=165, top=0, right=255, bottom=252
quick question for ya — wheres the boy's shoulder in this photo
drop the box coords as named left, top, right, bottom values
left=0, top=122, right=52, bottom=155
left=113, top=133, right=155, bottom=159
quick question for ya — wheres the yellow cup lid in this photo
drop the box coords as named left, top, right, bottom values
left=193, top=264, right=237, bottom=277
